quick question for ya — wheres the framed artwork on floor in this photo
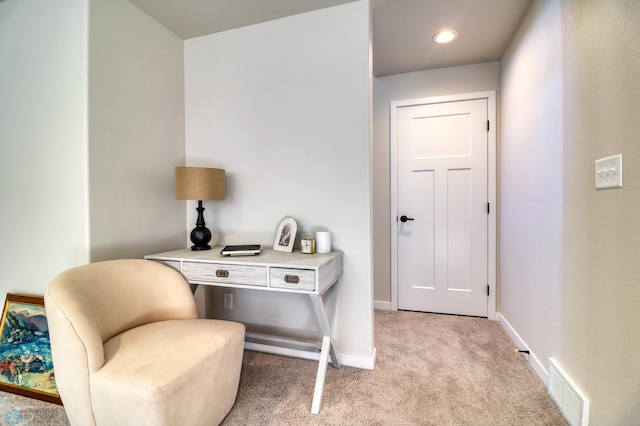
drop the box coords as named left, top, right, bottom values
left=0, top=294, right=61, bottom=404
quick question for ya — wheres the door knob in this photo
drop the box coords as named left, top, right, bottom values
left=400, top=215, right=415, bottom=222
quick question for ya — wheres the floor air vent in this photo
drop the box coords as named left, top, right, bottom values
left=548, top=358, right=590, bottom=426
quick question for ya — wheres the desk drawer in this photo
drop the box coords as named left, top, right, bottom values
left=155, top=260, right=180, bottom=272
left=182, top=262, right=267, bottom=287
left=270, top=268, right=315, bottom=291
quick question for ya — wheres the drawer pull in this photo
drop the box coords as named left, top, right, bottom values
left=284, top=275, right=300, bottom=284
left=216, top=269, right=229, bottom=278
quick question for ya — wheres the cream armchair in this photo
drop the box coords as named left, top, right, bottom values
left=44, top=259, right=245, bottom=426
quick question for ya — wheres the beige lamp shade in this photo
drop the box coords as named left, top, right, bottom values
left=175, top=167, right=225, bottom=201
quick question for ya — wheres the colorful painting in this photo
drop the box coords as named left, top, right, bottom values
left=0, top=294, right=61, bottom=404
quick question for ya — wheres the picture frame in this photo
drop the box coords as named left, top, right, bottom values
left=0, top=293, right=62, bottom=405
left=273, top=217, right=297, bottom=252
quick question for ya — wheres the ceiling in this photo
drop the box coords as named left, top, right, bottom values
left=129, top=0, right=532, bottom=77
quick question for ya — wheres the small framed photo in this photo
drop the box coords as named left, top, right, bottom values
left=273, top=217, right=297, bottom=252
left=0, top=293, right=62, bottom=404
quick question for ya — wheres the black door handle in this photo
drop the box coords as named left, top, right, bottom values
left=400, top=215, right=415, bottom=222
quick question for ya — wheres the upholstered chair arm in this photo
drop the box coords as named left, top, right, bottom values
left=45, top=289, right=103, bottom=426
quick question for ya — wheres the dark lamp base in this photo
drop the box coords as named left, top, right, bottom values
left=190, top=200, right=213, bottom=251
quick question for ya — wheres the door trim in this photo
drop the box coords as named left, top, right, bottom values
left=390, top=91, right=497, bottom=319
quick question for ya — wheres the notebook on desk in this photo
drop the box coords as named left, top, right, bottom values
left=220, top=245, right=261, bottom=256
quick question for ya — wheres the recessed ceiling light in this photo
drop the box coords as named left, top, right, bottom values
left=433, top=30, right=458, bottom=44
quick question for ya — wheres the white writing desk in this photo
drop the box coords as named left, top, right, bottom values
left=145, top=247, right=343, bottom=414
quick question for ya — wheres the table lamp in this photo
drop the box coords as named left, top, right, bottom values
left=175, top=166, right=225, bottom=251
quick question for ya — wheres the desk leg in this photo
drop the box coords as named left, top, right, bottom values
left=309, top=285, right=341, bottom=414
left=311, top=336, right=331, bottom=414
left=322, top=283, right=341, bottom=369
left=310, top=289, right=341, bottom=369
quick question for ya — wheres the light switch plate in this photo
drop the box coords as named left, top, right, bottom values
left=595, top=154, right=622, bottom=189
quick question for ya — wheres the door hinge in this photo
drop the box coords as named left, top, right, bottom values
left=487, top=285, right=490, bottom=296
left=487, top=202, right=490, bottom=214
left=487, top=120, right=490, bottom=131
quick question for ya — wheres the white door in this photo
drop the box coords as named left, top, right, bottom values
left=396, top=98, right=489, bottom=317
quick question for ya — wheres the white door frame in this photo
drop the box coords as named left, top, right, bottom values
left=390, top=91, right=497, bottom=319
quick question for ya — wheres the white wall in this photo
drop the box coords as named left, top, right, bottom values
left=500, top=0, right=564, bottom=375
left=89, top=0, right=186, bottom=261
left=0, top=0, right=90, bottom=301
left=501, top=0, right=640, bottom=423
left=184, top=1, right=374, bottom=363
left=0, top=0, right=185, bottom=307
left=372, top=63, right=500, bottom=304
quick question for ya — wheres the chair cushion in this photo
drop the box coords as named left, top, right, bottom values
left=90, top=319, right=245, bottom=426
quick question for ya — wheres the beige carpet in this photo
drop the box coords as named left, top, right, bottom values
left=0, top=310, right=567, bottom=425
left=222, top=310, right=567, bottom=425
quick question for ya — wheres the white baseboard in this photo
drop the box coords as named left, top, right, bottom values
left=496, top=312, right=549, bottom=386
left=343, top=347, right=376, bottom=370
left=374, top=300, right=392, bottom=310
left=244, top=342, right=376, bottom=370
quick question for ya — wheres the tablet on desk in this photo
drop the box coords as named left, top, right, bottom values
left=220, top=245, right=261, bottom=256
